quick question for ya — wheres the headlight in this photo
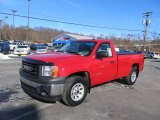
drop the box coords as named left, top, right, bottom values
left=41, top=66, right=58, bottom=77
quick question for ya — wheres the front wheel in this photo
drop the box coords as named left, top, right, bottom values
left=124, top=66, right=138, bottom=85
left=62, top=76, right=88, bottom=106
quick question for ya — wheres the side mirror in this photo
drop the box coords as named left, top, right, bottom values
left=96, top=51, right=108, bottom=58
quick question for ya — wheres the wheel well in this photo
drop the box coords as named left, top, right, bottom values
left=67, top=72, right=91, bottom=92
left=132, top=63, right=139, bottom=76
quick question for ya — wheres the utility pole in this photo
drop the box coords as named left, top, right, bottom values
left=142, top=12, right=152, bottom=51
left=27, top=0, right=31, bottom=42
left=4, top=16, right=8, bottom=40
left=12, top=10, right=17, bottom=41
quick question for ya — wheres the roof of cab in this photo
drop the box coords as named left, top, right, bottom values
left=76, top=39, right=113, bottom=43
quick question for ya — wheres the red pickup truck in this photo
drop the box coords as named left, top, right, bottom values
left=19, top=39, right=144, bottom=106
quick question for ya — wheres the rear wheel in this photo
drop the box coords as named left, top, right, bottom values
left=124, top=66, right=138, bottom=85
left=62, top=76, right=88, bottom=106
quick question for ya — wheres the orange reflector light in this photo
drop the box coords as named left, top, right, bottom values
left=52, top=66, right=58, bottom=77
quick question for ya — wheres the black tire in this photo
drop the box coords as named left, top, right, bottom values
left=124, top=66, right=138, bottom=85
left=62, top=76, right=88, bottom=106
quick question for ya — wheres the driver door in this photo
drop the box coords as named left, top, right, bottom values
left=92, top=42, right=117, bottom=85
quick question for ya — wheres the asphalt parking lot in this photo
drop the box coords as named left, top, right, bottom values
left=0, top=58, right=160, bottom=120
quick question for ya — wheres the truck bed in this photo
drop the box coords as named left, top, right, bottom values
left=116, top=53, right=144, bottom=79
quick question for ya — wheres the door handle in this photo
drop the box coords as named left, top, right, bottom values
left=110, top=60, right=115, bottom=64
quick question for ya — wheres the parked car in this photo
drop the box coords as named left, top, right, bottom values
left=143, top=51, right=159, bottom=59
left=19, top=39, right=144, bottom=106
left=150, top=52, right=160, bottom=59
left=0, top=41, right=10, bottom=54
left=30, top=43, right=37, bottom=50
left=36, top=46, right=47, bottom=54
left=9, top=42, right=24, bottom=51
left=43, top=43, right=49, bottom=50
left=14, top=45, right=30, bottom=55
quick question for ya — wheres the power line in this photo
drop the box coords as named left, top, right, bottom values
left=1, top=8, right=156, bottom=33
left=0, top=7, right=81, bottom=23
left=0, top=11, right=159, bottom=37
left=0, top=11, right=143, bottom=32
left=148, top=31, right=160, bottom=35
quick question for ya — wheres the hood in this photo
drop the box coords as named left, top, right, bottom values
left=27, top=52, right=88, bottom=64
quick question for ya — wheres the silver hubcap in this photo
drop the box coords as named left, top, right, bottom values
left=131, top=71, right=137, bottom=83
left=71, top=83, right=85, bottom=101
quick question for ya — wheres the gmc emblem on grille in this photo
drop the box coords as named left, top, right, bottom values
left=23, top=65, right=32, bottom=71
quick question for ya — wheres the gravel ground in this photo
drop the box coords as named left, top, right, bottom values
left=0, top=58, right=160, bottom=120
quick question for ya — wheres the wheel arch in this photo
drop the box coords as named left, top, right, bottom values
left=67, top=71, right=91, bottom=92
left=132, top=63, right=139, bottom=76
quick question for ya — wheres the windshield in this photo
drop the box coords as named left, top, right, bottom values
left=17, top=46, right=28, bottom=48
left=58, top=41, right=96, bottom=56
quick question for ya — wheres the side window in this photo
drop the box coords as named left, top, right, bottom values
left=97, top=43, right=113, bottom=57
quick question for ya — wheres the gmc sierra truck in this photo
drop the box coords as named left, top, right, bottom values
left=19, top=39, right=144, bottom=106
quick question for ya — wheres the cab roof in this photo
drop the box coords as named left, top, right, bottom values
left=74, top=39, right=113, bottom=43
